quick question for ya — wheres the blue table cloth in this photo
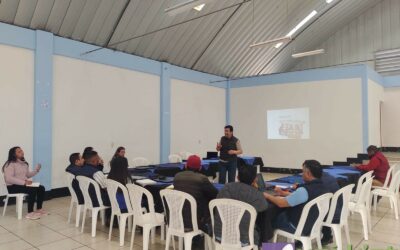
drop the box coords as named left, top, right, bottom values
left=265, top=165, right=363, bottom=188
left=240, top=156, right=257, bottom=165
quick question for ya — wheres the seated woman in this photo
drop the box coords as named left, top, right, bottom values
left=107, top=157, right=132, bottom=212
left=2, top=147, right=47, bottom=220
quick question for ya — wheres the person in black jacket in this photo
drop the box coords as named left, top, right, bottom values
left=65, top=153, right=85, bottom=205
left=216, top=125, right=243, bottom=184
left=173, top=155, right=218, bottom=235
left=264, top=160, right=330, bottom=236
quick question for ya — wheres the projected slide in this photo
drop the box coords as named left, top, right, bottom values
left=267, top=108, right=310, bottom=139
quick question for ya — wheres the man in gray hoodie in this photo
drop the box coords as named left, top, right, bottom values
left=214, top=166, right=269, bottom=245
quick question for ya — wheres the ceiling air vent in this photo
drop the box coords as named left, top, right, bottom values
left=375, top=48, right=400, bottom=75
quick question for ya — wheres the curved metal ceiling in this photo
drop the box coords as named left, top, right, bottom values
left=0, top=0, right=381, bottom=78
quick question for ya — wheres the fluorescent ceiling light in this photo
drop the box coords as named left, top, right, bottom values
left=250, top=36, right=292, bottom=48
left=326, top=0, right=334, bottom=3
left=287, top=10, right=317, bottom=37
left=165, top=0, right=212, bottom=16
left=193, top=3, right=205, bottom=11
left=292, top=49, right=325, bottom=58
left=250, top=10, right=317, bottom=49
left=275, top=42, right=284, bottom=49
left=273, top=10, right=317, bottom=48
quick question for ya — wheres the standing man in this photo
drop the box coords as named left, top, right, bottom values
left=216, top=125, right=243, bottom=184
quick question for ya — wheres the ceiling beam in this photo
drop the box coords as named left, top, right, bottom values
left=190, top=0, right=248, bottom=71
left=103, top=0, right=131, bottom=47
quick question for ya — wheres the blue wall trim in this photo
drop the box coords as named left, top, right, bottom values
left=383, top=75, right=400, bottom=88
left=226, top=80, right=231, bottom=125
left=170, top=65, right=227, bottom=88
left=33, top=31, right=53, bottom=190
left=366, top=65, right=384, bottom=86
left=160, top=63, right=171, bottom=163
left=0, top=22, right=35, bottom=50
left=230, top=64, right=365, bottom=88
left=54, top=37, right=162, bottom=76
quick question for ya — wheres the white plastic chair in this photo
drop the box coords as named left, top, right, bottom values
left=273, top=193, right=333, bottom=250
left=179, top=151, right=194, bottom=161
left=0, top=171, right=27, bottom=220
left=66, top=173, right=84, bottom=227
left=349, top=178, right=373, bottom=240
left=322, top=184, right=355, bottom=250
left=127, top=184, right=165, bottom=250
left=131, top=157, right=150, bottom=168
left=372, top=170, right=400, bottom=220
left=169, top=154, right=183, bottom=163
left=373, top=165, right=395, bottom=190
left=209, top=198, right=258, bottom=250
left=77, top=176, right=109, bottom=237
left=160, top=189, right=211, bottom=250
left=106, top=179, right=134, bottom=246
left=351, top=171, right=373, bottom=203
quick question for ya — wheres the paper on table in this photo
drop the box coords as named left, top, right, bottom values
left=26, top=182, right=40, bottom=187
left=136, top=179, right=157, bottom=186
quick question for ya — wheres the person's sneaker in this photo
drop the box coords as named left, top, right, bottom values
left=35, top=209, right=49, bottom=216
left=25, top=212, right=41, bottom=220
left=295, top=241, right=302, bottom=249
left=321, top=236, right=333, bottom=246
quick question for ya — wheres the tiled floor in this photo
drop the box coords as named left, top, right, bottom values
left=0, top=173, right=398, bottom=250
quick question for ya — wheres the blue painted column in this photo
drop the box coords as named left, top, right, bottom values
left=226, top=80, right=231, bottom=125
left=361, top=66, right=369, bottom=151
left=33, top=31, right=53, bottom=190
left=160, top=62, right=171, bottom=163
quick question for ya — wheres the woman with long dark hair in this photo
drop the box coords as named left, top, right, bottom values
left=112, top=146, right=126, bottom=161
left=2, top=147, right=47, bottom=220
left=107, top=156, right=131, bottom=212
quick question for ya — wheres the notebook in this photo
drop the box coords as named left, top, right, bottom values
left=26, top=182, right=40, bottom=187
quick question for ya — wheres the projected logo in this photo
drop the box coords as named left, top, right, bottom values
left=279, top=120, right=306, bottom=139
left=262, top=243, right=294, bottom=250
left=267, top=108, right=310, bottom=139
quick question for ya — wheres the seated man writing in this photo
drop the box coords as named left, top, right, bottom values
left=353, top=145, right=389, bottom=187
left=264, top=160, right=329, bottom=237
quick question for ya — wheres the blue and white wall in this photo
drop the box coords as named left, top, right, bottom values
left=170, top=79, right=226, bottom=157
left=229, top=65, right=395, bottom=169
left=0, top=22, right=227, bottom=190
left=230, top=66, right=365, bottom=168
left=52, top=56, right=161, bottom=188
left=1, top=21, right=400, bottom=186
left=0, top=44, right=34, bottom=170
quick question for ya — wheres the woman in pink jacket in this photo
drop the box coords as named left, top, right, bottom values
left=2, top=147, right=47, bottom=220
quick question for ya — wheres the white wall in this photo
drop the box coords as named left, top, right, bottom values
left=171, top=79, right=226, bottom=157
left=382, top=87, right=400, bottom=146
left=52, top=56, right=160, bottom=188
left=0, top=45, right=34, bottom=167
left=231, top=78, right=363, bottom=169
left=368, top=80, right=385, bottom=147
